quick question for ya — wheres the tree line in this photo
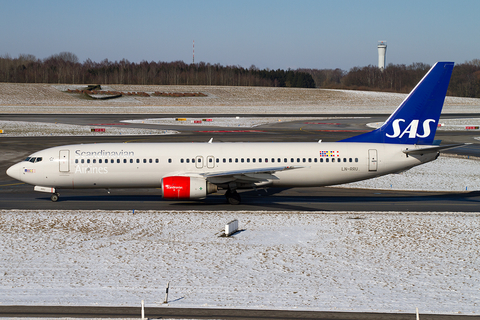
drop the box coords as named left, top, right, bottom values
left=1, top=52, right=479, bottom=97
left=301, top=60, right=480, bottom=98
left=0, top=52, right=315, bottom=88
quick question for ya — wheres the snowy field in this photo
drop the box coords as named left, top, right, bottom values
left=1, top=83, right=479, bottom=114
left=0, top=210, right=479, bottom=315
left=0, top=121, right=178, bottom=137
left=336, top=155, right=480, bottom=192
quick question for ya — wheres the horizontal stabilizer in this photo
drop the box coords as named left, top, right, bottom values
left=403, top=143, right=466, bottom=155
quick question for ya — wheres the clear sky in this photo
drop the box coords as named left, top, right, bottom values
left=1, top=0, right=479, bottom=71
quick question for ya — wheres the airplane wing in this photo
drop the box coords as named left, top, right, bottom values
left=403, top=143, right=466, bottom=155
left=200, top=166, right=304, bottom=185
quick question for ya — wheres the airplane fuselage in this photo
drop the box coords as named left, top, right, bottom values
left=7, top=142, right=435, bottom=190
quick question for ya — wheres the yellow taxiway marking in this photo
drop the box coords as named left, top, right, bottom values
left=0, top=182, right=25, bottom=187
left=299, top=126, right=318, bottom=134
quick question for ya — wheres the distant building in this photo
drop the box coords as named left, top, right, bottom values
left=377, top=41, right=387, bottom=71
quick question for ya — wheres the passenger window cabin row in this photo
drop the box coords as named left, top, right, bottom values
left=182, top=157, right=358, bottom=164
left=74, top=157, right=359, bottom=164
left=76, top=158, right=160, bottom=164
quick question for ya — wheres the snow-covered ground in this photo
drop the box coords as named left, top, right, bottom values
left=1, top=83, right=479, bottom=114
left=336, top=155, right=480, bottom=192
left=0, top=210, right=478, bottom=315
left=0, top=121, right=178, bottom=137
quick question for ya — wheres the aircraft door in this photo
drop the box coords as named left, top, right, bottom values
left=207, top=156, right=215, bottom=168
left=368, top=149, right=377, bottom=172
left=59, top=150, right=70, bottom=172
left=195, top=156, right=203, bottom=169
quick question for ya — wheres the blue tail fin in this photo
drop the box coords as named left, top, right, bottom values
left=340, top=62, right=454, bottom=144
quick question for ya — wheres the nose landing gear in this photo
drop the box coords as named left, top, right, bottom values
left=34, top=186, right=59, bottom=202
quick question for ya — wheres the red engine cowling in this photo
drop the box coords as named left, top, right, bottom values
left=162, top=176, right=217, bottom=200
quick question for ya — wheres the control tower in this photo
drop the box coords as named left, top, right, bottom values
left=377, top=41, right=387, bottom=71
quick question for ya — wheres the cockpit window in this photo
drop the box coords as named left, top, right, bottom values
left=25, top=157, right=43, bottom=163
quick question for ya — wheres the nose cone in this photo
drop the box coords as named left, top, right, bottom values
left=6, top=163, right=21, bottom=181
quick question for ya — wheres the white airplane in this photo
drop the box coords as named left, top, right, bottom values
left=6, top=62, right=461, bottom=204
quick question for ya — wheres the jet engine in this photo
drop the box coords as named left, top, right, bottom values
left=162, top=176, right=218, bottom=200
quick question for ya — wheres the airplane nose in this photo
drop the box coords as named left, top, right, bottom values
left=6, top=163, right=20, bottom=180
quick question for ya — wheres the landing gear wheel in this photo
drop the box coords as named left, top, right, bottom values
left=50, top=193, right=59, bottom=202
left=225, top=190, right=241, bottom=205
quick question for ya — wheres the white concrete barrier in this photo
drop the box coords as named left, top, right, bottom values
left=225, top=219, right=239, bottom=236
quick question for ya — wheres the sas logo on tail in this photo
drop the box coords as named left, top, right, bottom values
left=386, top=119, right=436, bottom=139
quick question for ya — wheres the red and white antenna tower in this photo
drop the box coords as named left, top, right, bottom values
left=193, top=40, right=195, bottom=64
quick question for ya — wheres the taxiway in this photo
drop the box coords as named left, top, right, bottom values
left=1, top=113, right=479, bottom=211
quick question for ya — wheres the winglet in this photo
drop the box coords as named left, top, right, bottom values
left=340, top=62, right=454, bottom=145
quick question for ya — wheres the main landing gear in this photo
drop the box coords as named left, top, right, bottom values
left=225, top=189, right=241, bottom=205
left=50, top=193, right=60, bottom=202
